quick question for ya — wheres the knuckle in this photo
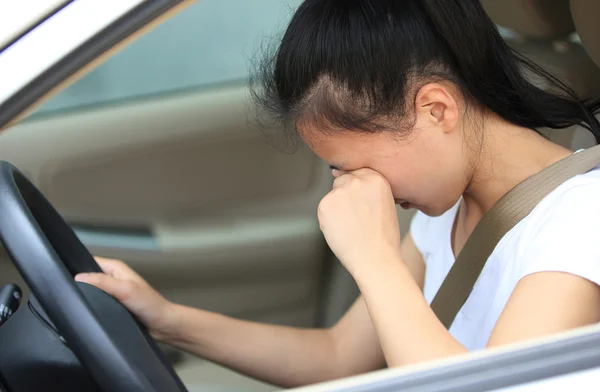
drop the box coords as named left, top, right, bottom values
left=318, top=197, right=329, bottom=213
left=120, top=280, right=139, bottom=301
left=348, top=175, right=359, bottom=183
left=318, top=193, right=335, bottom=212
left=368, top=172, right=386, bottom=186
left=79, top=274, right=98, bottom=285
left=111, top=259, right=127, bottom=268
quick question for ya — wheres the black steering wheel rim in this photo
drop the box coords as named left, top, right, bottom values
left=0, top=161, right=187, bottom=392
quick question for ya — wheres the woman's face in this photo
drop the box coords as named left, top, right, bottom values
left=300, top=116, right=472, bottom=217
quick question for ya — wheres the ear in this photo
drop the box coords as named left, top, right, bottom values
left=414, top=82, right=460, bottom=133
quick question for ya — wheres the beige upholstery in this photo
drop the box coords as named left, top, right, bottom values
left=509, top=37, right=600, bottom=98
left=481, top=0, right=575, bottom=39
left=571, top=0, right=600, bottom=67
left=482, top=0, right=600, bottom=151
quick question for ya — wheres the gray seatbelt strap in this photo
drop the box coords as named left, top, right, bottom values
left=431, top=144, right=600, bottom=329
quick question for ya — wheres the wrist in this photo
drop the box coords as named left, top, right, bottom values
left=151, top=301, right=185, bottom=343
left=350, top=247, right=406, bottom=287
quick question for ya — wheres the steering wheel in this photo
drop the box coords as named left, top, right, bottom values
left=0, top=161, right=188, bottom=392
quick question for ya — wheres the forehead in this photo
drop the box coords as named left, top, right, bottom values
left=301, top=127, right=372, bottom=152
left=299, top=126, right=404, bottom=168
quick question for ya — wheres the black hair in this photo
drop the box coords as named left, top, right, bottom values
left=250, top=0, right=600, bottom=149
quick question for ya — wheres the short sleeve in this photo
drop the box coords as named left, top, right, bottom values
left=410, top=210, right=430, bottom=260
left=519, top=182, right=600, bottom=287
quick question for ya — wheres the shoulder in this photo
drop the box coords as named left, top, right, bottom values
left=515, top=166, right=600, bottom=285
left=525, top=166, right=600, bottom=237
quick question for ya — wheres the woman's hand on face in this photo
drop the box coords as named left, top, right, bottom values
left=318, top=168, right=402, bottom=276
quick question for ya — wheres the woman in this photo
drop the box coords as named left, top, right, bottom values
left=76, top=0, right=600, bottom=388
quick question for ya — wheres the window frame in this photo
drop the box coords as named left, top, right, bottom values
left=0, top=0, right=193, bottom=130
left=288, top=325, right=600, bottom=391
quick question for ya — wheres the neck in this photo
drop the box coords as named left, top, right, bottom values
left=461, top=116, right=573, bottom=225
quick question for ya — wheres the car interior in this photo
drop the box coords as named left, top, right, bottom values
left=0, top=0, right=599, bottom=391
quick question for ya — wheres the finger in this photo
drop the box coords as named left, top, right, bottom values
left=348, top=168, right=391, bottom=187
left=350, top=168, right=379, bottom=177
left=331, top=169, right=344, bottom=178
left=94, top=257, right=123, bottom=275
left=75, top=272, right=138, bottom=304
left=94, top=256, right=120, bottom=264
left=94, top=257, right=143, bottom=283
left=94, top=258, right=124, bottom=275
left=332, top=172, right=356, bottom=188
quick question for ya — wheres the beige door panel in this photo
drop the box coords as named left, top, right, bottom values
left=1, top=85, right=322, bottom=224
left=0, top=84, right=332, bottom=327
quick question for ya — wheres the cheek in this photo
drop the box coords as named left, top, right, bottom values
left=390, top=152, right=465, bottom=214
left=382, top=164, right=425, bottom=200
left=419, top=160, right=467, bottom=215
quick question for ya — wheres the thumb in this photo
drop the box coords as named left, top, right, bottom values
left=75, top=272, right=138, bottom=304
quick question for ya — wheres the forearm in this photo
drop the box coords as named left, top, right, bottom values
left=157, top=304, right=344, bottom=388
left=354, top=252, right=466, bottom=367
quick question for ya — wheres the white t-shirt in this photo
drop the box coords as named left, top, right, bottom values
left=410, top=163, right=600, bottom=351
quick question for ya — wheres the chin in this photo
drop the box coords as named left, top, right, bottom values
left=416, top=206, right=439, bottom=217
left=416, top=202, right=453, bottom=217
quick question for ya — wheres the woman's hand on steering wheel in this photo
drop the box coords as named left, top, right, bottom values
left=75, top=258, right=179, bottom=341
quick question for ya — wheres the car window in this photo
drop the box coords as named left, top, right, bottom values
left=29, top=0, right=302, bottom=117
left=26, top=2, right=565, bottom=120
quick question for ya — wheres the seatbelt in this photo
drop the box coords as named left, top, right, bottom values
left=431, top=144, right=600, bottom=329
